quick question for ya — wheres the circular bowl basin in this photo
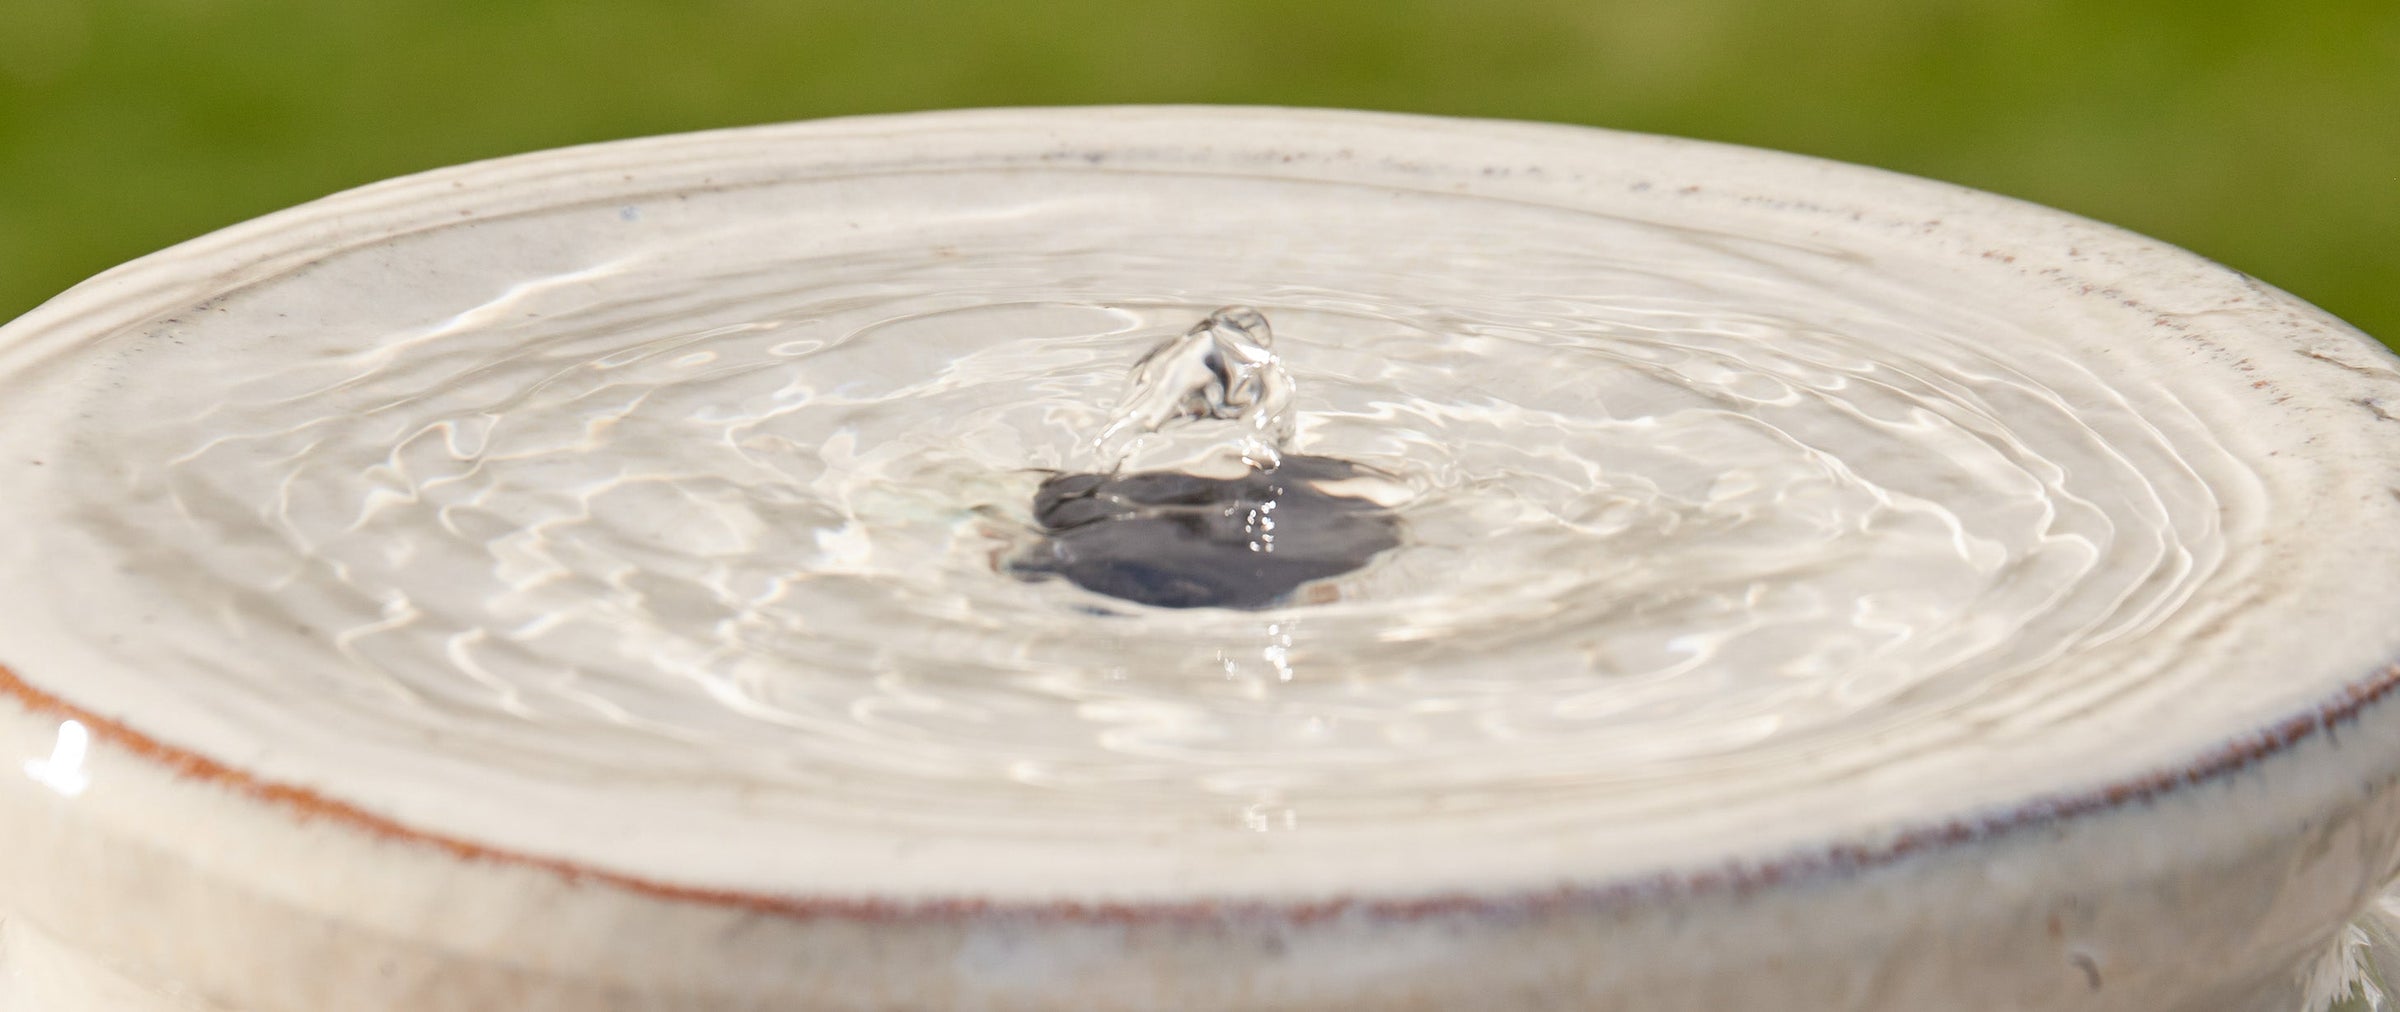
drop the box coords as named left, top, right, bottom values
left=1, top=106, right=2398, bottom=1011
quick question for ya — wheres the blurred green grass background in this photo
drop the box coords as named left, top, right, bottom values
left=1, top=0, right=2393, bottom=346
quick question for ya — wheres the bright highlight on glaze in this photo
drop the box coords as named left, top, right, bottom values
left=22, top=719, right=89, bottom=798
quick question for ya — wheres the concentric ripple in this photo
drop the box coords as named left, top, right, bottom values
left=0, top=163, right=2303, bottom=899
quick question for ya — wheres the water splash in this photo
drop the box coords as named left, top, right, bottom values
left=1011, top=307, right=1400, bottom=610
left=1090, top=305, right=1296, bottom=473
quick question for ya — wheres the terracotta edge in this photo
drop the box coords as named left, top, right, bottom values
left=3, top=658, right=2398, bottom=927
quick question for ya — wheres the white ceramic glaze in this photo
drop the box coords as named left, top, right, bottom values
left=0, top=107, right=2397, bottom=1011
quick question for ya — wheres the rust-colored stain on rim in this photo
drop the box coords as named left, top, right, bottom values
left=3, top=658, right=2398, bottom=926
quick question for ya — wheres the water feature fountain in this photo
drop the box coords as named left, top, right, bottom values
left=0, top=107, right=2396, bottom=1010
left=1011, top=305, right=1403, bottom=609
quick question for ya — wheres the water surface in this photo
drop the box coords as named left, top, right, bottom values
left=0, top=168, right=2272, bottom=897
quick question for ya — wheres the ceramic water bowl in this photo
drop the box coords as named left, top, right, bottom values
left=1, top=107, right=2397, bottom=1011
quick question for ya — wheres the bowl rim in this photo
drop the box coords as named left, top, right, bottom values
left=6, top=657, right=2400, bottom=924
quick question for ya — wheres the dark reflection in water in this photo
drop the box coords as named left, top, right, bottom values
left=1011, top=455, right=1402, bottom=609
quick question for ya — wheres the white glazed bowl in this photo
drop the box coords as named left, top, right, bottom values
left=1, top=107, right=2398, bottom=1011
